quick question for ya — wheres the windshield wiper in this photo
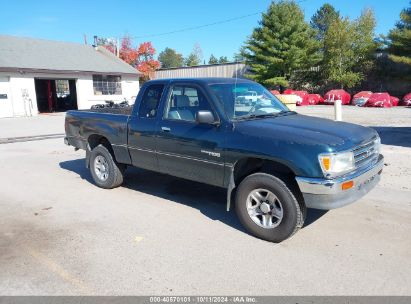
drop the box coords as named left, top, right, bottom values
left=235, top=111, right=295, bottom=120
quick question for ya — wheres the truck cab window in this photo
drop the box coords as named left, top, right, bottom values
left=138, top=85, right=164, bottom=118
left=165, top=85, right=213, bottom=122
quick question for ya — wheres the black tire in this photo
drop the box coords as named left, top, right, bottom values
left=235, top=173, right=305, bottom=242
left=89, top=144, right=124, bottom=189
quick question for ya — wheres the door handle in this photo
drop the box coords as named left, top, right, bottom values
left=161, top=127, right=171, bottom=132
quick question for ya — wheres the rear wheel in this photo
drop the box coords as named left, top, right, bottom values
left=235, top=173, right=305, bottom=242
left=89, top=144, right=124, bottom=189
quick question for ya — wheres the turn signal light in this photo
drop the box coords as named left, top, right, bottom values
left=342, top=180, right=354, bottom=190
left=321, top=157, right=331, bottom=171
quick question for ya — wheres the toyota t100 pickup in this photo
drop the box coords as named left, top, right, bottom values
left=65, top=78, right=384, bottom=242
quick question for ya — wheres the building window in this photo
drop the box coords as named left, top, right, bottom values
left=93, top=75, right=122, bottom=95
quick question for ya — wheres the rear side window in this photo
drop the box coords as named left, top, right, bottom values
left=138, top=85, right=164, bottom=118
left=164, top=85, right=213, bottom=122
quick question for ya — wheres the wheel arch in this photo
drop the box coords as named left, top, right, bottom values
left=86, top=134, right=115, bottom=168
left=226, top=157, right=301, bottom=211
left=233, top=157, right=297, bottom=185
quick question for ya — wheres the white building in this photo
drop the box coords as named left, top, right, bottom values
left=0, top=35, right=141, bottom=118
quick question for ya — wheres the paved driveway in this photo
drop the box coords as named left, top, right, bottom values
left=0, top=107, right=410, bottom=295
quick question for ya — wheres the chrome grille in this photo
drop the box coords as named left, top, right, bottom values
left=353, top=139, right=378, bottom=168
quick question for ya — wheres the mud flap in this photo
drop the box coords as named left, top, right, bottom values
left=85, top=145, right=91, bottom=169
left=226, top=167, right=235, bottom=211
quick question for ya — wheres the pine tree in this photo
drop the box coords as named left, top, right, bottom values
left=311, top=3, right=340, bottom=41
left=242, top=1, right=320, bottom=87
left=218, top=56, right=229, bottom=64
left=185, top=54, right=200, bottom=66
left=185, top=44, right=203, bottom=66
left=388, top=2, right=411, bottom=65
left=208, top=54, right=218, bottom=64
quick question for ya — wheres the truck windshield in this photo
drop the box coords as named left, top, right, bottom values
left=208, top=82, right=289, bottom=120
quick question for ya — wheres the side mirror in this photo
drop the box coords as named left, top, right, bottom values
left=196, top=110, right=217, bottom=124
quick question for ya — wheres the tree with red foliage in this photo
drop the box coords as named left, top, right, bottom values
left=99, top=36, right=160, bottom=80
left=119, top=37, right=138, bottom=67
left=135, top=41, right=160, bottom=80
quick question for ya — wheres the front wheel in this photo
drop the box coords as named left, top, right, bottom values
left=235, top=173, right=305, bottom=242
left=89, top=144, right=125, bottom=189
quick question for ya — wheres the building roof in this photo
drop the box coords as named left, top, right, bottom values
left=0, top=35, right=141, bottom=76
left=154, top=62, right=248, bottom=80
left=157, top=61, right=246, bottom=71
left=148, top=77, right=254, bottom=85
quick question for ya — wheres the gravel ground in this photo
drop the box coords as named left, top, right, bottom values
left=0, top=106, right=410, bottom=295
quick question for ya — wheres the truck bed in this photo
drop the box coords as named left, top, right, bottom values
left=65, top=109, right=130, bottom=151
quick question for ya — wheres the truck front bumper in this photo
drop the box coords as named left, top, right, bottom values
left=295, top=155, right=384, bottom=210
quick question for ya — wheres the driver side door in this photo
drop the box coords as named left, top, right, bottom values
left=155, top=83, right=226, bottom=187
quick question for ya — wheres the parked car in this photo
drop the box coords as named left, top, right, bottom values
left=65, top=78, right=384, bottom=243
left=235, top=90, right=258, bottom=106
left=352, top=91, right=373, bottom=107
left=324, top=89, right=351, bottom=105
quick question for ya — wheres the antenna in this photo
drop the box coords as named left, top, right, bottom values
left=234, top=61, right=238, bottom=119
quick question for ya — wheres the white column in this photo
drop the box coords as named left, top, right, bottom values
left=334, top=100, right=342, bottom=121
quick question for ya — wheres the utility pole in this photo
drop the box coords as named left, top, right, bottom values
left=83, top=34, right=87, bottom=45
left=117, top=37, right=120, bottom=58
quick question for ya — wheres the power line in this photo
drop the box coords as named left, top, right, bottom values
left=128, top=11, right=264, bottom=39
left=117, top=0, right=308, bottom=40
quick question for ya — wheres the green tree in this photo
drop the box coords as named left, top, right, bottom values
left=185, top=44, right=202, bottom=66
left=218, top=56, right=229, bottom=63
left=323, top=17, right=359, bottom=88
left=353, top=9, right=377, bottom=72
left=233, top=46, right=246, bottom=62
left=208, top=54, right=218, bottom=64
left=185, top=54, right=200, bottom=66
left=311, top=3, right=340, bottom=41
left=388, top=2, right=411, bottom=65
left=242, top=1, right=320, bottom=87
left=158, top=47, right=184, bottom=68
left=322, top=9, right=376, bottom=88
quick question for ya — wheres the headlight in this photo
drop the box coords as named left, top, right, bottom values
left=374, top=136, right=381, bottom=155
left=319, top=151, right=355, bottom=177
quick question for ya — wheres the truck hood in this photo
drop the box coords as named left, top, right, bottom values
left=235, top=113, right=378, bottom=151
